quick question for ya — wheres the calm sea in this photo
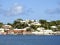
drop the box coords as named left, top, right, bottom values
left=0, top=35, right=60, bottom=45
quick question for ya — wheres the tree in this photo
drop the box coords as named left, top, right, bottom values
left=26, top=27, right=32, bottom=32
left=0, top=22, right=3, bottom=28
left=16, top=19, right=23, bottom=21
left=12, top=19, right=28, bottom=29
left=30, top=24, right=40, bottom=31
left=49, top=21, right=57, bottom=26
left=56, top=20, right=60, bottom=25
left=28, top=20, right=33, bottom=24
left=39, top=20, right=50, bottom=29
left=57, top=26, right=60, bottom=31
left=39, top=20, right=47, bottom=24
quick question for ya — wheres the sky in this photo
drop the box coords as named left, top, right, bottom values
left=0, top=0, right=60, bottom=24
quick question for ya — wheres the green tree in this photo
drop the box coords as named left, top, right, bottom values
left=39, top=20, right=47, bottom=24
left=0, top=22, right=3, bottom=28
left=56, top=20, right=60, bottom=25
left=12, top=19, right=28, bottom=29
left=39, top=19, right=50, bottom=29
left=26, top=27, right=32, bottom=32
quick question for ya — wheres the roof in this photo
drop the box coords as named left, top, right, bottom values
left=0, top=28, right=4, bottom=30
left=13, top=29, right=26, bottom=30
left=51, top=26, right=57, bottom=28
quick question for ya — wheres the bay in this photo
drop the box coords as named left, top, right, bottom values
left=0, top=35, right=60, bottom=45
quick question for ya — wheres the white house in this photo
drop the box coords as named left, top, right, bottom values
left=32, top=29, right=53, bottom=35
left=0, top=28, right=4, bottom=32
left=51, top=26, right=57, bottom=29
left=32, top=31, right=43, bottom=35
left=20, top=21, right=26, bottom=23
left=13, top=28, right=26, bottom=31
left=2, top=25, right=12, bottom=29
left=43, top=30, right=53, bottom=35
left=0, top=28, right=5, bottom=35
left=31, top=22, right=41, bottom=26
left=37, top=27, right=45, bottom=32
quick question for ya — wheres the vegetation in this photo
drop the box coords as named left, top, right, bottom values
left=0, top=22, right=3, bottom=28
left=0, top=19, right=60, bottom=31
left=12, top=20, right=28, bottom=29
left=39, top=20, right=60, bottom=31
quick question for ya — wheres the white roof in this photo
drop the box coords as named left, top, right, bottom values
left=3, top=25, right=12, bottom=27
left=13, top=29, right=26, bottom=30
left=4, top=25, right=11, bottom=26
left=20, top=21, right=26, bottom=22
left=51, top=26, right=57, bottom=28
left=31, top=22, right=41, bottom=25
left=0, top=28, right=4, bottom=30
left=37, top=27, right=45, bottom=30
left=44, top=30, right=53, bottom=31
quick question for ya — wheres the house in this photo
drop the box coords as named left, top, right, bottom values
left=43, top=30, right=53, bottom=35
left=52, top=31, right=60, bottom=35
left=31, top=22, right=41, bottom=26
left=20, top=21, right=26, bottom=23
left=0, top=28, right=4, bottom=32
left=0, top=28, right=5, bottom=35
left=32, top=31, right=43, bottom=35
left=2, top=25, right=12, bottom=29
left=32, top=29, right=53, bottom=35
left=37, top=27, right=45, bottom=32
left=51, top=26, right=57, bottom=29
left=4, top=29, right=27, bottom=35
left=25, top=20, right=33, bottom=24
left=13, top=29, right=26, bottom=34
left=7, top=30, right=14, bottom=35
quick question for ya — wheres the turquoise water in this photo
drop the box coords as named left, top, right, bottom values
left=0, top=35, right=60, bottom=45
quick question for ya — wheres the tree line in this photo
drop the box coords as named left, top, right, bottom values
left=0, top=19, right=60, bottom=31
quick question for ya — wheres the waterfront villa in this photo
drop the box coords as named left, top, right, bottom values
left=13, top=29, right=26, bottom=34
left=31, top=27, right=53, bottom=35
left=31, top=22, right=41, bottom=26
left=2, top=25, right=12, bottom=29
left=0, top=28, right=4, bottom=35
left=32, top=30, right=53, bottom=35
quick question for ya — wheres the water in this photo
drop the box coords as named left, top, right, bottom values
left=0, top=35, right=60, bottom=45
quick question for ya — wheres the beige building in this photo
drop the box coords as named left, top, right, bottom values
left=0, top=28, right=4, bottom=32
left=0, top=28, right=5, bottom=35
left=2, top=25, right=12, bottom=29
left=13, top=29, right=26, bottom=34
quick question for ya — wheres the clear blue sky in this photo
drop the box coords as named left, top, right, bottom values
left=0, top=0, right=60, bottom=24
